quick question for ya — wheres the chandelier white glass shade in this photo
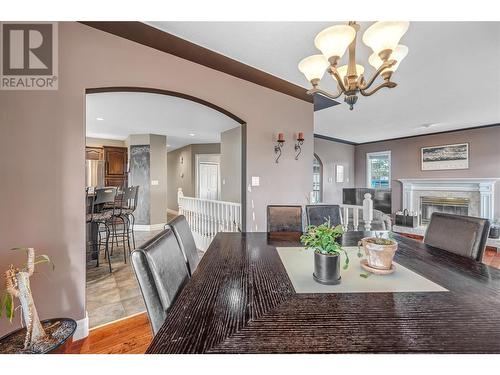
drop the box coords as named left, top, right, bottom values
left=298, top=21, right=409, bottom=110
left=314, top=25, right=356, bottom=61
left=369, top=44, right=408, bottom=73
left=363, top=21, right=409, bottom=57
left=336, top=64, right=365, bottom=82
left=298, top=54, right=329, bottom=82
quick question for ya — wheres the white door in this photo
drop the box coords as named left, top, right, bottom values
left=199, top=163, right=219, bottom=200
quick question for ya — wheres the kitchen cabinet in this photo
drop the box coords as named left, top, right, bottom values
left=103, top=146, right=128, bottom=188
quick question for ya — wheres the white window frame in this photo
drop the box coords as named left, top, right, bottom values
left=366, top=150, right=391, bottom=189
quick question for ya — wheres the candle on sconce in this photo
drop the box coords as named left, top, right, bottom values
left=298, top=132, right=304, bottom=140
left=277, top=133, right=284, bottom=141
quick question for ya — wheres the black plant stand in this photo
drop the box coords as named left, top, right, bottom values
left=0, top=318, right=77, bottom=354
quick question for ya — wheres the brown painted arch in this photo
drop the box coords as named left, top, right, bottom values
left=85, top=86, right=247, bottom=125
left=85, top=86, right=247, bottom=230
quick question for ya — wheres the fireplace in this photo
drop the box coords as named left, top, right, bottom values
left=419, top=196, right=470, bottom=225
left=398, top=178, right=499, bottom=222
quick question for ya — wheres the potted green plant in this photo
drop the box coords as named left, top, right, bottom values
left=300, top=220, right=349, bottom=285
left=0, top=248, right=76, bottom=354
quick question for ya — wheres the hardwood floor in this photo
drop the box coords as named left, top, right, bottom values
left=483, top=248, right=500, bottom=269
left=68, top=312, right=152, bottom=354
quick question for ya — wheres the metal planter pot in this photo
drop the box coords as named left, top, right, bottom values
left=313, top=251, right=341, bottom=285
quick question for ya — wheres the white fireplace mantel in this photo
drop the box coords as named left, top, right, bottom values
left=398, top=178, right=500, bottom=220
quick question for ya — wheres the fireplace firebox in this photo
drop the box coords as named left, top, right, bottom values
left=420, top=196, right=469, bottom=225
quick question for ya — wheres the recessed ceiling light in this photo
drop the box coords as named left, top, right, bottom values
left=417, top=123, right=440, bottom=129
left=189, top=133, right=195, bottom=137
left=96, top=117, right=104, bottom=121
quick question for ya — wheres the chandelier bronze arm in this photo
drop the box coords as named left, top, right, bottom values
left=328, top=67, right=348, bottom=93
left=360, top=81, right=397, bottom=96
left=306, top=86, right=344, bottom=100
left=359, top=60, right=396, bottom=90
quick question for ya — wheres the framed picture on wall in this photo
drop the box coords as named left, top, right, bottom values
left=421, top=143, right=469, bottom=171
left=336, top=164, right=345, bottom=183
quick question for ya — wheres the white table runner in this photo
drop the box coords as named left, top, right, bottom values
left=277, top=246, right=447, bottom=294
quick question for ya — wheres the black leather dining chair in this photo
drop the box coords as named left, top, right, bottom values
left=167, top=215, right=200, bottom=277
left=267, top=205, right=303, bottom=233
left=305, top=204, right=342, bottom=227
left=424, top=212, right=491, bottom=261
left=131, top=228, right=190, bottom=335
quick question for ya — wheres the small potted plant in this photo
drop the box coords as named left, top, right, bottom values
left=359, top=234, right=398, bottom=271
left=0, top=248, right=76, bottom=354
left=301, top=220, right=348, bottom=285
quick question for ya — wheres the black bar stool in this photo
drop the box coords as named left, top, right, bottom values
left=89, top=187, right=117, bottom=272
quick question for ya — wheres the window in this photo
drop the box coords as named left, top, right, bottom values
left=312, top=155, right=322, bottom=203
left=366, top=151, right=391, bottom=189
left=335, top=164, right=345, bottom=183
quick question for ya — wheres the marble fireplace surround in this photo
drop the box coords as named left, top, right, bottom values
left=398, top=178, right=499, bottom=220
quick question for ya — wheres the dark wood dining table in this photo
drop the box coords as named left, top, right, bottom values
left=147, top=231, right=500, bottom=354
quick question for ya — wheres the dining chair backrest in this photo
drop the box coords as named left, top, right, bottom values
left=267, top=205, right=303, bottom=233
left=167, top=215, right=200, bottom=277
left=424, top=212, right=491, bottom=261
left=131, top=228, right=189, bottom=335
left=305, top=204, right=342, bottom=228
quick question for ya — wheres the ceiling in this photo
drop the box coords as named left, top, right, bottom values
left=148, top=21, right=500, bottom=143
left=86, top=92, right=240, bottom=151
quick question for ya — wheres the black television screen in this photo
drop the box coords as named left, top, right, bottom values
left=342, top=188, right=392, bottom=214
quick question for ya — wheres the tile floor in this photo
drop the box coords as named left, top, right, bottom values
left=86, top=212, right=189, bottom=328
left=86, top=229, right=162, bottom=328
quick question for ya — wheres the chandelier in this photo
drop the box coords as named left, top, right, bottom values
left=298, top=21, right=409, bottom=110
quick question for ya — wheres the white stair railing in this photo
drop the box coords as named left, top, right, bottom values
left=177, top=188, right=241, bottom=251
left=339, top=193, right=373, bottom=231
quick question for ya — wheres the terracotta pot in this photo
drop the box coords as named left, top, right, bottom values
left=313, top=251, right=341, bottom=285
left=360, top=237, right=398, bottom=270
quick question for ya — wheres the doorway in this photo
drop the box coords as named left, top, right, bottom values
left=195, top=154, right=221, bottom=200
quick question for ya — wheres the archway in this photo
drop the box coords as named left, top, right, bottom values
left=84, top=86, right=247, bottom=328
left=313, top=153, right=323, bottom=203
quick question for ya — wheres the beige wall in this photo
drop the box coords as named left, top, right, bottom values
left=85, top=137, right=125, bottom=148
left=167, top=143, right=221, bottom=211
left=0, top=22, right=313, bottom=335
left=167, top=146, right=192, bottom=212
left=354, top=126, right=500, bottom=215
left=314, top=137, right=355, bottom=204
left=149, top=134, right=168, bottom=225
left=220, top=126, right=242, bottom=203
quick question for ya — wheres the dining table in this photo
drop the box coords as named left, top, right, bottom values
left=146, top=231, right=500, bottom=354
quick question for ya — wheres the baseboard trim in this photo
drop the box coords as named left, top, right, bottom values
left=134, top=223, right=166, bottom=231
left=74, top=312, right=89, bottom=341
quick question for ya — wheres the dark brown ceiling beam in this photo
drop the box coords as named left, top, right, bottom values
left=79, top=21, right=312, bottom=103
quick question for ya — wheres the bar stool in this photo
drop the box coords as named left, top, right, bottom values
left=121, top=186, right=139, bottom=250
left=89, top=187, right=117, bottom=273
left=108, top=188, right=129, bottom=262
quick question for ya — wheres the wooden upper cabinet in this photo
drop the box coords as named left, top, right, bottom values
left=103, top=146, right=128, bottom=188
left=104, top=147, right=127, bottom=176
left=85, top=147, right=103, bottom=160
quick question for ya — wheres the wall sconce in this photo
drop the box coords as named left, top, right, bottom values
left=274, top=132, right=285, bottom=163
left=294, top=132, right=305, bottom=160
